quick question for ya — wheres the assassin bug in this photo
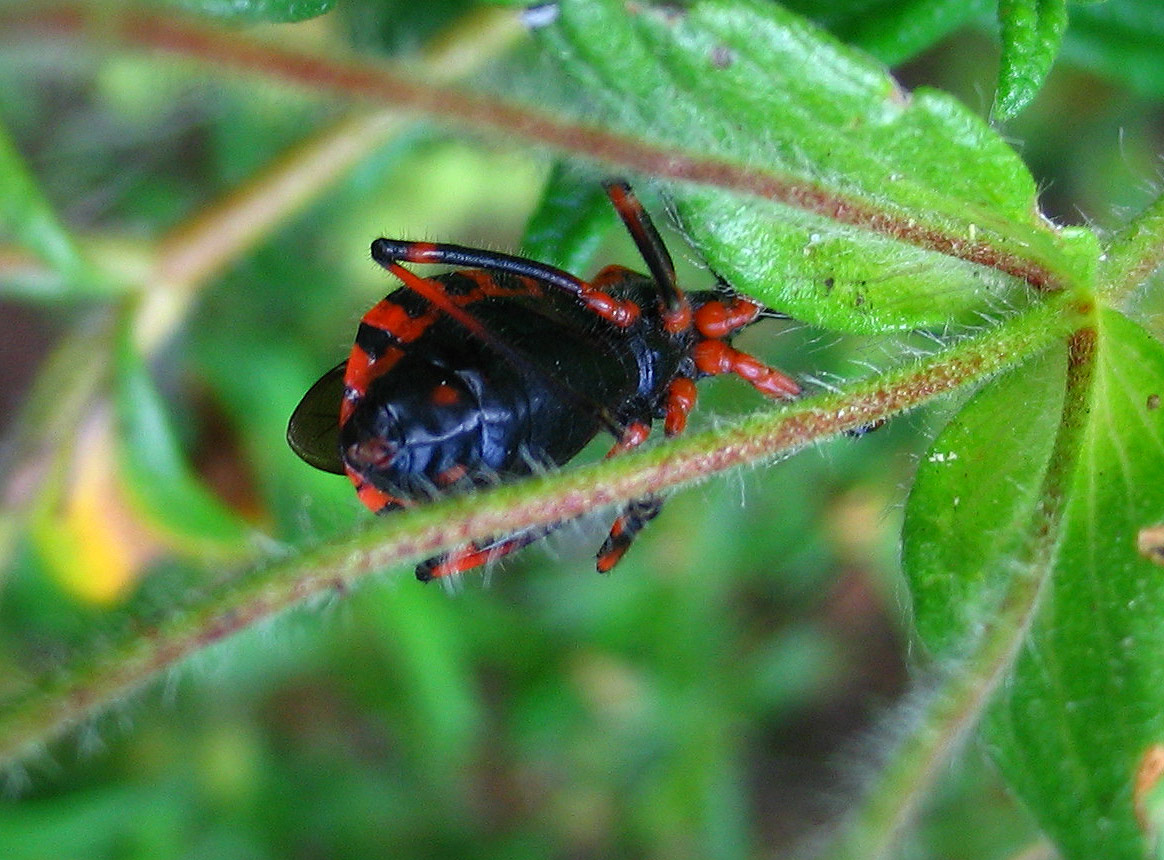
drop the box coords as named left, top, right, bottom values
left=288, top=180, right=799, bottom=581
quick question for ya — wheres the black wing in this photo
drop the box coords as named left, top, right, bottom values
left=287, top=362, right=346, bottom=475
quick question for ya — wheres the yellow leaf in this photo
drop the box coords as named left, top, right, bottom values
left=33, top=407, right=165, bottom=605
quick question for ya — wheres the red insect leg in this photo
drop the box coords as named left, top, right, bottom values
left=663, top=377, right=698, bottom=437
left=345, top=467, right=404, bottom=514
left=597, top=497, right=664, bottom=574
left=597, top=420, right=664, bottom=574
left=605, top=419, right=650, bottom=457
left=692, top=294, right=798, bottom=398
left=416, top=526, right=559, bottom=581
left=692, top=340, right=801, bottom=399
left=693, top=295, right=764, bottom=338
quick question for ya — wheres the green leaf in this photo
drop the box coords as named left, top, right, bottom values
left=113, top=332, right=252, bottom=554
left=906, top=308, right=1164, bottom=857
left=679, top=190, right=1038, bottom=333
left=902, top=344, right=1068, bottom=655
left=542, top=0, right=1090, bottom=332
left=161, top=0, right=335, bottom=23
left=522, top=162, right=617, bottom=274
left=982, top=309, right=1164, bottom=859
left=1063, top=0, right=1164, bottom=96
left=0, top=120, right=93, bottom=289
left=995, top=0, right=1069, bottom=121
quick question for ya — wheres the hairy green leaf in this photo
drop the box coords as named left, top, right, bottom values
left=995, top=0, right=1069, bottom=121
left=984, top=309, right=1164, bottom=859
left=542, top=0, right=1092, bottom=332
left=907, top=308, right=1164, bottom=857
left=903, top=344, right=1067, bottom=654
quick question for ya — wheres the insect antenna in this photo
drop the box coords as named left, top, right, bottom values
left=372, top=239, right=594, bottom=304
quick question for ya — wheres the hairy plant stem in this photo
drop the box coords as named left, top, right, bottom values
left=8, top=3, right=1072, bottom=292
left=0, top=294, right=1081, bottom=766
left=1098, top=190, right=1164, bottom=309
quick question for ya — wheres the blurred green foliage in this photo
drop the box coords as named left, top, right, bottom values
left=0, top=1, right=1162, bottom=858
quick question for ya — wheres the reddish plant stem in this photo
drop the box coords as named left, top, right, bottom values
left=10, top=4, right=1062, bottom=291
left=0, top=294, right=1078, bottom=768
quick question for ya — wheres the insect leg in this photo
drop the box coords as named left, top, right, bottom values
left=596, top=419, right=663, bottom=574
left=692, top=340, right=801, bottom=399
left=692, top=295, right=765, bottom=339
left=597, top=497, right=664, bottom=574
left=353, top=480, right=405, bottom=514
left=416, top=524, right=562, bottom=581
left=662, top=377, right=698, bottom=437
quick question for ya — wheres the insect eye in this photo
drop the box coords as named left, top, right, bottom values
left=345, top=437, right=397, bottom=471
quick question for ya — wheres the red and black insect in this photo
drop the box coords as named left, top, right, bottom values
left=288, top=180, right=799, bottom=581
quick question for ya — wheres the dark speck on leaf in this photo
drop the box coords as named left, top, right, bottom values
left=711, top=45, right=734, bottom=69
